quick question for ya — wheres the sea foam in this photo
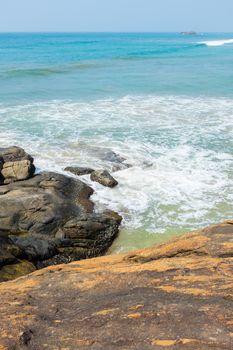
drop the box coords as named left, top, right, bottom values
left=199, top=38, right=233, bottom=47
left=0, top=95, right=233, bottom=235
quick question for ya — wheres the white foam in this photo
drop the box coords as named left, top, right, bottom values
left=0, top=95, right=233, bottom=234
left=199, top=38, right=233, bottom=47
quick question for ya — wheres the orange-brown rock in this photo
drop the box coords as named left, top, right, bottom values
left=0, top=222, right=233, bottom=349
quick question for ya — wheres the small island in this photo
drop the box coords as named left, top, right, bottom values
left=180, top=31, right=198, bottom=35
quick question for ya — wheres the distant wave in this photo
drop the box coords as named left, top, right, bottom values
left=1, top=63, right=105, bottom=79
left=198, top=39, right=233, bottom=47
left=2, top=67, right=64, bottom=78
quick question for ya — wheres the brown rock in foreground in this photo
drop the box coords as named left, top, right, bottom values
left=0, top=222, right=233, bottom=350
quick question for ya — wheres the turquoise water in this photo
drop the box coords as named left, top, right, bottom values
left=1, top=32, right=233, bottom=101
left=1, top=32, right=233, bottom=252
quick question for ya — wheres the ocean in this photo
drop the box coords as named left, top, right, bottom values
left=1, top=32, right=233, bottom=252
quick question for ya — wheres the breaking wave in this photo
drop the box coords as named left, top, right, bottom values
left=0, top=95, right=233, bottom=237
left=198, top=38, right=233, bottom=47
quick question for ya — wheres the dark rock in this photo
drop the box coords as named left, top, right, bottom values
left=101, top=150, right=132, bottom=172
left=65, top=166, right=94, bottom=176
left=0, top=260, right=36, bottom=282
left=10, top=236, right=57, bottom=261
left=0, top=235, right=21, bottom=267
left=19, top=329, right=33, bottom=346
left=91, top=170, right=118, bottom=188
left=102, top=151, right=126, bottom=164
left=0, top=171, right=94, bottom=235
left=0, top=157, right=122, bottom=280
left=38, top=210, right=122, bottom=267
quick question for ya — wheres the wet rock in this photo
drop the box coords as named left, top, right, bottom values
left=101, top=150, right=126, bottom=164
left=39, top=210, right=122, bottom=267
left=0, top=148, right=122, bottom=280
left=65, top=166, right=94, bottom=176
left=10, top=236, right=57, bottom=261
left=91, top=170, right=118, bottom=188
left=1, top=221, right=233, bottom=349
left=102, top=150, right=132, bottom=172
left=0, top=260, right=36, bottom=282
left=0, top=235, right=21, bottom=267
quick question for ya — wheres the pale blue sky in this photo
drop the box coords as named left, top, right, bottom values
left=1, top=0, right=233, bottom=32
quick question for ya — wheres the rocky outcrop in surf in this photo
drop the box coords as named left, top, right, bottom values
left=0, top=221, right=233, bottom=349
left=0, top=146, right=122, bottom=282
left=64, top=166, right=94, bottom=176
left=91, top=169, right=118, bottom=188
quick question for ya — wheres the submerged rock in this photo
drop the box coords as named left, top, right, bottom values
left=0, top=221, right=233, bottom=349
left=101, top=150, right=126, bottom=163
left=64, top=166, right=94, bottom=176
left=0, top=147, right=122, bottom=281
left=91, top=169, right=118, bottom=188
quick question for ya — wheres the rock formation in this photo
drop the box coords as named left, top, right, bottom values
left=0, top=146, right=122, bottom=281
left=64, top=166, right=94, bottom=176
left=0, top=221, right=233, bottom=349
left=91, top=169, right=118, bottom=188
left=0, top=146, right=35, bottom=184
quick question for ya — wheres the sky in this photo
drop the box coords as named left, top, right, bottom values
left=1, top=0, right=233, bottom=32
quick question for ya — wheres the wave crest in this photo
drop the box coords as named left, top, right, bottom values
left=198, top=38, right=233, bottom=47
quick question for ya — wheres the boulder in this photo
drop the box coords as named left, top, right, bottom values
left=65, top=166, right=94, bottom=176
left=0, top=146, right=33, bottom=163
left=0, top=146, right=35, bottom=184
left=91, top=170, right=118, bottom=188
left=1, top=159, right=35, bottom=184
left=0, top=221, right=233, bottom=349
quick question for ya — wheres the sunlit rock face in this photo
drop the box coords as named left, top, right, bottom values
left=0, top=221, right=233, bottom=349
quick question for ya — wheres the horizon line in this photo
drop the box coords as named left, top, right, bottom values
left=0, top=30, right=233, bottom=34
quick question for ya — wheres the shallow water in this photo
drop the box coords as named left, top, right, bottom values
left=1, top=32, right=233, bottom=252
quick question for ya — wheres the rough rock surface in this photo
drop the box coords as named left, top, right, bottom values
left=0, top=146, right=35, bottom=184
left=65, top=166, right=94, bottom=176
left=91, top=169, right=118, bottom=188
left=0, top=221, right=233, bottom=349
left=0, top=147, right=122, bottom=281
